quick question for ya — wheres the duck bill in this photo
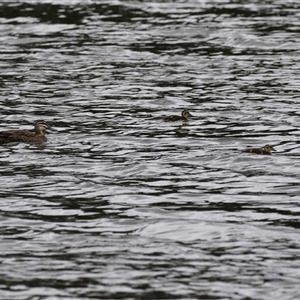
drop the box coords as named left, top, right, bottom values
left=47, top=127, right=58, bottom=132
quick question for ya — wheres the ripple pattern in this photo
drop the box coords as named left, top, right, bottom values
left=1, top=1, right=300, bottom=299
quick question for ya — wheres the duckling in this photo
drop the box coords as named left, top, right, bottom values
left=0, top=120, right=53, bottom=145
left=242, top=144, right=276, bottom=155
left=163, top=109, right=193, bottom=122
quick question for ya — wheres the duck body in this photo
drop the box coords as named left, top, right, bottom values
left=242, top=144, right=276, bottom=155
left=163, top=109, right=193, bottom=122
left=0, top=120, right=52, bottom=145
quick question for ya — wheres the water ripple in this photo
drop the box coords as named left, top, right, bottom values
left=1, top=1, right=300, bottom=299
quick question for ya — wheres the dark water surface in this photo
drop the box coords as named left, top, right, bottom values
left=1, top=0, right=300, bottom=299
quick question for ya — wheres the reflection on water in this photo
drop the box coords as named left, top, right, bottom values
left=1, top=1, right=300, bottom=299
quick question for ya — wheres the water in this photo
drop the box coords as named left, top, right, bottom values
left=1, top=1, right=300, bottom=299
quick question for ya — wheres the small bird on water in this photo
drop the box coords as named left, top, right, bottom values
left=0, top=120, right=54, bottom=145
left=242, top=144, right=276, bottom=155
left=163, top=109, right=193, bottom=122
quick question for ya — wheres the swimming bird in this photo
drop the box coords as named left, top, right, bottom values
left=163, top=109, right=193, bottom=122
left=242, top=144, right=276, bottom=155
left=0, top=120, right=53, bottom=145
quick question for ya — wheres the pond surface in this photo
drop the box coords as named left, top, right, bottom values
left=1, top=1, right=300, bottom=299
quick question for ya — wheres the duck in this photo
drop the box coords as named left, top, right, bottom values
left=0, top=120, right=53, bottom=145
left=242, top=144, right=276, bottom=155
left=163, top=109, right=193, bottom=122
